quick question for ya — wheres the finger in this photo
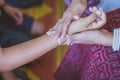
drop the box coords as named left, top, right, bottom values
left=55, top=24, right=62, bottom=39
left=89, top=7, right=106, bottom=29
left=12, top=14, right=20, bottom=24
left=64, top=36, right=72, bottom=45
left=91, top=22, right=97, bottom=27
left=54, top=20, right=63, bottom=39
left=60, top=23, right=68, bottom=39
left=13, top=9, right=23, bottom=25
left=95, top=9, right=106, bottom=28
left=58, top=17, right=71, bottom=39
left=89, top=7, right=93, bottom=12
left=90, top=7, right=101, bottom=16
left=48, top=19, right=62, bottom=32
left=92, top=7, right=106, bottom=23
left=16, top=10, right=23, bottom=25
left=48, top=27, right=56, bottom=32
left=89, top=7, right=97, bottom=13
left=93, top=6, right=98, bottom=11
left=99, top=8, right=107, bottom=23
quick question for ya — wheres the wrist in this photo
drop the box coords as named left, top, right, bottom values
left=68, top=0, right=87, bottom=15
left=46, top=31, right=67, bottom=45
left=71, top=0, right=87, bottom=5
left=100, top=30, right=113, bottom=46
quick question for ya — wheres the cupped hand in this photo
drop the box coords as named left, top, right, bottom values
left=3, top=4, right=23, bottom=25
left=88, top=7, right=106, bottom=29
left=68, top=7, right=106, bottom=35
left=67, top=29, right=113, bottom=46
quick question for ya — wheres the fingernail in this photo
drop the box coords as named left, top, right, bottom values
left=70, top=43, right=73, bottom=45
left=89, top=7, right=92, bottom=12
left=99, top=8, right=103, bottom=10
left=73, top=15, right=79, bottom=20
left=93, top=6, right=97, bottom=10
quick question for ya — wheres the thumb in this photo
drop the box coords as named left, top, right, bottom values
left=13, top=10, right=23, bottom=25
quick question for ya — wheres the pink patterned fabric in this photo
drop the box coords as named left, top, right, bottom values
left=54, top=8, right=120, bottom=80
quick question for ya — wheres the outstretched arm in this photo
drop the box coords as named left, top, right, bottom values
left=0, top=19, right=67, bottom=71
left=0, top=34, right=60, bottom=71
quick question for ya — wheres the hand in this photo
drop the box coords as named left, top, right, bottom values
left=88, top=7, right=107, bottom=29
left=3, top=4, right=23, bottom=25
left=68, top=7, right=106, bottom=35
left=46, top=19, right=67, bottom=45
left=67, top=29, right=113, bottom=46
left=48, top=0, right=87, bottom=39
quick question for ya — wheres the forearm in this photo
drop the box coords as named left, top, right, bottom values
left=72, top=0, right=87, bottom=4
left=0, top=34, right=61, bottom=71
left=99, top=33, right=113, bottom=46
left=66, top=0, right=87, bottom=16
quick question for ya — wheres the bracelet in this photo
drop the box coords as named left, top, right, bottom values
left=57, top=38, right=62, bottom=45
left=46, top=31, right=62, bottom=45
left=112, top=28, right=120, bottom=51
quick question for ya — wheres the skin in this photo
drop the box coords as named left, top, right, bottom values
left=0, top=34, right=61, bottom=71
left=69, top=29, right=113, bottom=46
left=48, top=0, right=87, bottom=39
left=68, top=7, right=107, bottom=34
left=68, top=7, right=113, bottom=46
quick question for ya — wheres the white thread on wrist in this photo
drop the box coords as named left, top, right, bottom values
left=46, top=31, right=62, bottom=45
left=57, top=38, right=62, bottom=45
left=46, top=31, right=56, bottom=36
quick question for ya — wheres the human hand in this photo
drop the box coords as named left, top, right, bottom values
left=48, top=0, right=87, bottom=39
left=67, top=29, right=113, bottom=46
left=3, top=4, right=23, bottom=25
left=88, top=7, right=107, bottom=29
left=68, top=7, right=106, bottom=35
left=46, top=19, right=67, bottom=45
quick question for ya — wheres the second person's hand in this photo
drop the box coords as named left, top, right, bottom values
left=48, top=0, right=87, bottom=39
